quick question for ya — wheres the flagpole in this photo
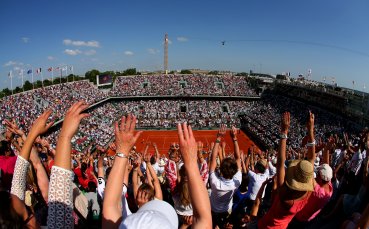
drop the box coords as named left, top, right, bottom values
left=10, top=71, right=13, bottom=95
left=51, top=68, right=54, bottom=84
left=60, top=68, right=62, bottom=84
left=32, top=68, right=34, bottom=90
left=66, top=66, right=68, bottom=83
left=41, top=70, right=44, bottom=88
left=71, top=66, right=74, bottom=82
left=21, top=69, right=24, bottom=92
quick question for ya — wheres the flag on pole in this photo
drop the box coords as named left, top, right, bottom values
left=55, top=67, right=60, bottom=71
left=27, top=69, right=32, bottom=74
left=48, top=67, right=53, bottom=72
left=61, top=66, right=67, bottom=71
left=69, top=66, right=73, bottom=71
left=36, top=68, right=42, bottom=74
left=8, top=71, right=12, bottom=78
left=18, top=69, right=23, bottom=76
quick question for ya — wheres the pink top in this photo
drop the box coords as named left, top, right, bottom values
left=165, top=160, right=177, bottom=192
left=295, top=181, right=333, bottom=222
left=0, top=155, right=17, bottom=190
left=258, top=192, right=310, bottom=229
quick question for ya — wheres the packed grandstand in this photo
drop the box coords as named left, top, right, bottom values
left=0, top=73, right=368, bottom=228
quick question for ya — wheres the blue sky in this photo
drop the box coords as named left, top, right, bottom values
left=1, top=0, right=369, bottom=91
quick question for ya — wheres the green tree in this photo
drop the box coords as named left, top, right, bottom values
left=180, top=69, right=192, bottom=74
left=208, top=71, right=219, bottom=75
left=85, top=69, right=100, bottom=84
left=123, top=68, right=137, bottom=75
left=23, top=80, right=33, bottom=91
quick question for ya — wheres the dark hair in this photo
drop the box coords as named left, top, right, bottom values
left=220, top=158, right=238, bottom=179
left=88, top=181, right=97, bottom=192
left=255, top=162, right=266, bottom=174
left=0, top=140, right=12, bottom=156
left=150, top=156, right=156, bottom=165
left=0, top=191, right=23, bottom=229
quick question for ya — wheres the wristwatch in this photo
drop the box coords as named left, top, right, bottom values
left=115, top=152, right=129, bottom=159
left=280, top=134, right=288, bottom=139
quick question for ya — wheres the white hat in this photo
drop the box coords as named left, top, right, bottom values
left=120, top=200, right=178, bottom=229
left=318, top=163, right=333, bottom=181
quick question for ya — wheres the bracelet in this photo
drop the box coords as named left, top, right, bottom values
left=115, top=152, right=129, bottom=159
left=215, top=139, right=221, bottom=143
left=233, top=139, right=238, bottom=142
left=280, top=134, right=288, bottom=139
left=306, top=140, right=316, bottom=147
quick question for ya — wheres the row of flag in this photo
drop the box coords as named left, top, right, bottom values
left=8, top=66, right=73, bottom=78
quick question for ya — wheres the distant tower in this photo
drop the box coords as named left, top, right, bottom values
left=164, top=33, right=168, bottom=74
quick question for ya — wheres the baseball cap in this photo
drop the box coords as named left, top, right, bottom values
left=318, top=163, right=333, bottom=181
left=120, top=200, right=178, bottom=229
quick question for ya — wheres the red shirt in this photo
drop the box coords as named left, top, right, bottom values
left=74, top=166, right=97, bottom=189
left=0, top=155, right=17, bottom=190
left=258, top=192, right=310, bottom=229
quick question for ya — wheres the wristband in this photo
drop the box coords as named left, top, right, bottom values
left=306, top=140, right=316, bottom=147
left=216, top=139, right=221, bottom=143
left=233, top=139, right=238, bottom=142
left=280, top=134, right=288, bottom=139
left=115, top=152, right=129, bottom=159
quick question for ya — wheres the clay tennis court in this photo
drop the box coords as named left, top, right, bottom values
left=134, top=129, right=259, bottom=157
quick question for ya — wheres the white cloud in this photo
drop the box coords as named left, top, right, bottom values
left=148, top=48, right=159, bottom=54
left=63, top=39, right=100, bottom=47
left=84, top=49, right=97, bottom=56
left=124, top=51, right=134, bottom=56
left=4, top=61, right=17, bottom=67
left=64, top=49, right=82, bottom=56
left=47, top=56, right=55, bottom=60
left=177, top=37, right=188, bottom=42
left=21, top=37, right=30, bottom=43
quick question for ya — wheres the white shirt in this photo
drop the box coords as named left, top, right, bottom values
left=209, top=170, right=242, bottom=213
left=97, top=177, right=132, bottom=218
left=246, top=169, right=269, bottom=200
left=268, top=161, right=276, bottom=178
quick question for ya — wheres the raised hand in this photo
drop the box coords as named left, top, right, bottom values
left=60, top=101, right=90, bottom=139
left=177, top=123, right=198, bottom=164
left=307, top=111, right=315, bottom=135
left=4, top=119, right=26, bottom=137
left=29, top=110, right=54, bottom=138
left=281, top=112, right=290, bottom=135
left=230, top=125, right=238, bottom=140
left=114, top=114, right=142, bottom=155
left=217, top=124, right=227, bottom=138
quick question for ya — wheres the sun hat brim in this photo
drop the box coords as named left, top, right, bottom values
left=285, top=160, right=314, bottom=192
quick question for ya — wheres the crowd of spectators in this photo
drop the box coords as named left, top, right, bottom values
left=1, top=76, right=369, bottom=229
left=109, top=74, right=257, bottom=97
left=1, top=101, right=368, bottom=229
left=240, top=94, right=355, bottom=150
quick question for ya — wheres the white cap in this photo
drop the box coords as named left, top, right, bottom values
left=120, top=200, right=178, bottom=229
left=318, top=163, right=333, bottom=181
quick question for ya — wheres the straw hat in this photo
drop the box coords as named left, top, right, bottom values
left=285, top=160, right=314, bottom=191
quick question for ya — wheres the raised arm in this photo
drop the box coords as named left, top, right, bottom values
left=144, top=153, right=163, bottom=200
left=277, top=112, right=290, bottom=188
left=178, top=123, right=212, bottom=229
left=230, top=126, right=241, bottom=170
left=103, top=115, right=142, bottom=227
left=209, top=124, right=226, bottom=172
left=306, top=111, right=316, bottom=164
left=48, top=101, right=89, bottom=229
left=10, top=110, right=53, bottom=201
